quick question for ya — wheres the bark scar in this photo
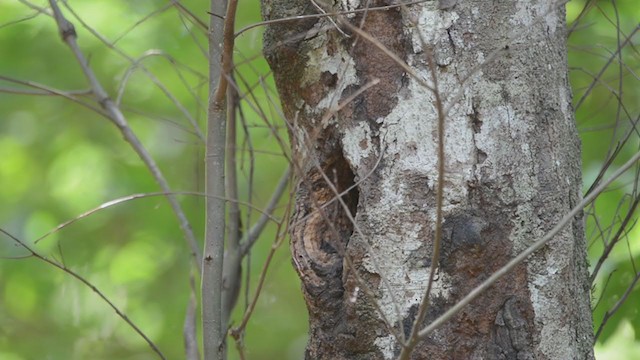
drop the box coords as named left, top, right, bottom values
left=290, top=139, right=359, bottom=321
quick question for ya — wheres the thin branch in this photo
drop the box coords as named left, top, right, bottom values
left=567, top=0, right=597, bottom=36
left=32, top=191, right=280, bottom=247
left=574, top=24, right=640, bottom=111
left=595, top=269, right=640, bottom=340
left=169, top=0, right=208, bottom=30
left=46, top=0, right=202, bottom=266
left=0, top=228, right=166, bottom=360
left=589, top=195, right=640, bottom=283
left=184, top=272, right=201, bottom=360
left=238, top=102, right=256, bottom=312
left=202, top=0, right=234, bottom=355
left=239, top=166, right=291, bottom=255
left=399, top=33, right=447, bottom=359
left=18, top=0, right=52, bottom=15
left=114, top=50, right=205, bottom=142
left=59, top=2, right=206, bottom=140
left=0, top=85, right=91, bottom=96
left=0, top=11, right=41, bottom=29
left=230, top=204, right=291, bottom=339
left=591, top=270, right=616, bottom=312
left=0, top=75, right=105, bottom=114
left=112, top=3, right=173, bottom=45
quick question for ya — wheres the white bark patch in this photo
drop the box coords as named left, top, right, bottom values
left=340, top=0, right=359, bottom=18
left=374, top=335, right=395, bottom=359
left=347, top=63, right=473, bottom=338
left=512, top=0, right=559, bottom=33
left=302, top=32, right=358, bottom=119
left=340, top=5, right=476, bottom=340
left=342, top=121, right=374, bottom=167
left=472, top=101, right=539, bottom=206
left=380, top=78, right=476, bottom=210
left=408, top=8, right=459, bottom=54
left=361, top=226, right=452, bottom=307
left=528, top=233, right=580, bottom=359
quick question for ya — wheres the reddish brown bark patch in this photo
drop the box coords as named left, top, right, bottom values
left=343, top=5, right=407, bottom=126
left=409, top=207, right=536, bottom=359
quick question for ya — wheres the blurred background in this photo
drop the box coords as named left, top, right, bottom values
left=0, top=0, right=638, bottom=359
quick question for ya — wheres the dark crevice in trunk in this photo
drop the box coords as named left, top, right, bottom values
left=290, top=136, right=361, bottom=358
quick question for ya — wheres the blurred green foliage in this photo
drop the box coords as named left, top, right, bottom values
left=567, top=0, right=640, bottom=355
left=0, top=0, right=638, bottom=359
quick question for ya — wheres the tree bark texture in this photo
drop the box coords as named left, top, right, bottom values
left=262, top=1, right=594, bottom=359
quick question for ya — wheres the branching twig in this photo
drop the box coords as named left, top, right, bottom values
left=184, top=271, right=201, bottom=360
left=0, top=228, right=166, bottom=360
left=59, top=2, right=207, bottom=142
left=0, top=75, right=104, bottom=114
left=589, top=195, right=640, bottom=283
left=31, top=191, right=282, bottom=247
left=595, top=269, right=640, bottom=340
left=230, top=203, right=292, bottom=339
left=239, top=166, right=292, bottom=255
left=574, top=25, right=640, bottom=111
left=46, top=0, right=202, bottom=266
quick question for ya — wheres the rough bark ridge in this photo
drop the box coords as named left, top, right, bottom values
left=263, top=1, right=594, bottom=359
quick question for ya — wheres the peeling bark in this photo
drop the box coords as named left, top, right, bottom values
left=263, top=0, right=594, bottom=359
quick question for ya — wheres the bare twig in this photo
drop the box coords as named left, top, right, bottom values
left=112, top=3, right=173, bottom=45
left=230, top=203, right=291, bottom=339
left=31, top=191, right=281, bottom=247
left=574, top=25, right=640, bottom=111
left=589, top=195, right=640, bottom=283
left=591, top=270, right=617, bottom=312
left=567, top=0, right=598, bottom=36
left=595, top=269, right=640, bottom=340
left=398, top=34, right=446, bottom=360
left=59, top=2, right=206, bottom=142
left=0, top=75, right=104, bottom=114
left=0, top=85, right=91, bottom=96
left=170, top=0, right=208, bottom=30
left=0, top=228, right=166, bottom=360
left=239, top=166, right=292, bottom=255
left=184, top=272, right=201, bottom=360
left=46, top=0, right=202, bottom=266
left=114, top=50, right=206, bottom=142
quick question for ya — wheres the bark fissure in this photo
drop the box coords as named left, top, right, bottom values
left=290, top=135, right=365, bottom=358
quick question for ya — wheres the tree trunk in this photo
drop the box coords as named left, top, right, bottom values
left=262, top=1, right=594, bottom=359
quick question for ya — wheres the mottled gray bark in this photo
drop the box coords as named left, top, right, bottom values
left=262, top=1, right=594, bottom=359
